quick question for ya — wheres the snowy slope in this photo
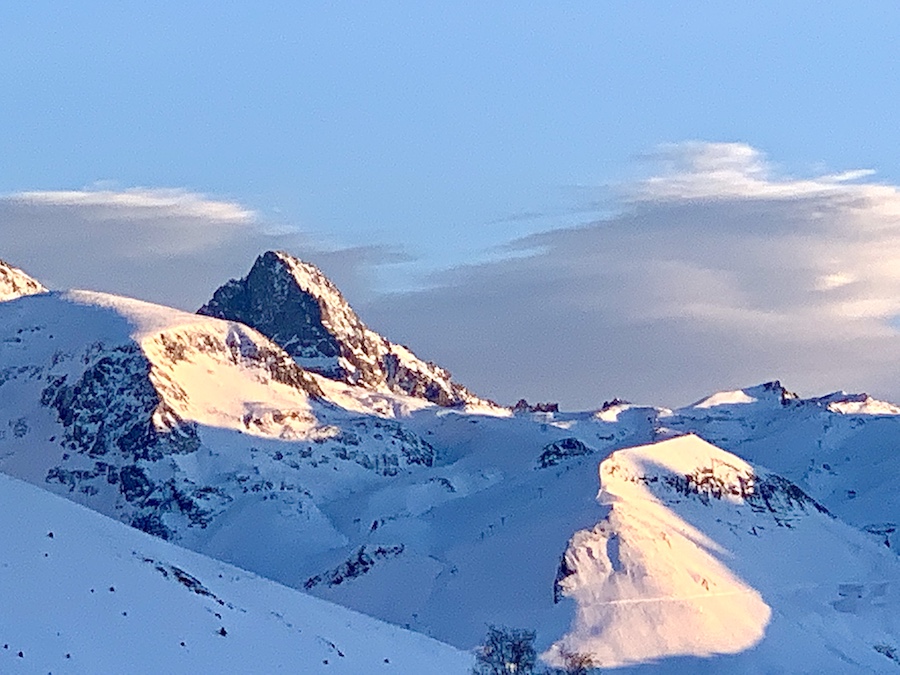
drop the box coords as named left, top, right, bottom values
left=0, top=470, right=472, bottom=674
left=8, top=252, right=900, bottom=672
left=9, top=289, right=900, bottom=670
left=0, top=259, right=46, bottom=302
left=549, top=434, right=900, bottom=672
left=0, top=288, right=629, bottom=653
left=0, top=290, right=441, bottom=566
left=667, top=381, right=900, bottom=550
left=199, top=251, right=499, bottom=409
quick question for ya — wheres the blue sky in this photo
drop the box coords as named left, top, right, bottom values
left=4, top=3, right=900, bottom=407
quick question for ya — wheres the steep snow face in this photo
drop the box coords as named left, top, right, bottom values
left=198, top=251, right=498, bottom=409
left=65, top=290, right=325, bottom=438
left=0, top=291, right=439, bottom=550
left=550, top=434, right=900, bottom=672
left=0, top=259, right=46, bottom=302
left=0, top=470, right=472, bottom=674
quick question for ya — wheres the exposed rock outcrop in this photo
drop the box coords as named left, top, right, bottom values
left=0, top=259, right=46, bottom=302
left=199, top=251, right=494, bottom=408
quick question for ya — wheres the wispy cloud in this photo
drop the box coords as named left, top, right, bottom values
left=363, top=142, right=900, bottom=408
left=3, top=187, right=259, bottom=260
left=0, top=187, right=395, bottom=310
left=635, top=142, right=895, bottom=207
left=10, top=188, right=256, bottom=223
left=8, top=149, right=900, bottom=410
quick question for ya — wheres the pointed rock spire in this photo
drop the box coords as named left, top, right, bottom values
left=199, top=251, right=493, bottom=408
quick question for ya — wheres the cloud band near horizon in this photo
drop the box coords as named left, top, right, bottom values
left=5, top=142, right=900, bottom=408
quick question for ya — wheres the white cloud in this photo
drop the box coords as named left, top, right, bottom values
left=10, top=188, right=256, bottom=223
left=0, top=187, right=393, bottom=310
left=2, top=187, right=260, bottom=261
left=636, top=142, right=899, bottom=207
left=814, top=272, right=856, bottom=292
left=363, top=142, right=900, bottom=408
left=7, top=149, right=900, bottom=410
left=627, top=143, right=900, bottom=330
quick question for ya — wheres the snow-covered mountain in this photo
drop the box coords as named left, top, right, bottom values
left=0, top=289, right=443, bottom=572
left=0, top=469, right=471, bottom=674
left=0, top=258, right=46, bottom=302
left=550, top=434, right=900, bottom=672
left=198, top=251, right=496, bottom=409
left=667, top=380, right=900, bottom=552
left=6, top=254, right=900, bottom=671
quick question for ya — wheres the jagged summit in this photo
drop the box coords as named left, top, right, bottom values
left=0, top=258, right=47, bottom=302
left=809, top=391, right=900, bottom=416
left=687, top=380, right=798, bottom=410
left=199, top=250, right=494, bottom=408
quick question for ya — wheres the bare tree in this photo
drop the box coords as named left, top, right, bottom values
left=555, top=649, right=595, bottom=675
left=473, top=625, right=537, bottom=675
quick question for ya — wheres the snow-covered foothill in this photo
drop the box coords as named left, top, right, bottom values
left=8, top=252, right=900, bottom=673
left=0, top=470, right=472, bottom=674
left=550, top=434, right=900, bottom=672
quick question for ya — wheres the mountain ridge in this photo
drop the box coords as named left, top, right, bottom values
left=199, top=251, right=498, bottom=410
left=6, top=253, right=900, bottom=671
left=550, top=434, right=900, bottom=672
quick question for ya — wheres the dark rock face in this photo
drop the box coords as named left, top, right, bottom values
left=599, top=398, right=630, bottom=412
left=199, top=252, right=344, bottom=376
left=553, top=550, right=576, bottom=604
left=41, top=344, right=199, bottom=462
left=332, top=418, right=436, bottom=475
left=665, top=466, right=830, bottom=516
left=39, top=342, right=211, bottom=539
left=513, top=399, right=560, bottom=414
left=760, top=380, right=799, bottom=406
left=199, top=251, right=489, bottom=408
left=303, top=545, right=405, bottom=589
left=538, top=438, right=595, bottom=468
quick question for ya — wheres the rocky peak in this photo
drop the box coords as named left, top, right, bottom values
left=198, top=251, right=346, bottom=376
left=0, top=259, right=47, bottom=302
left=512, top=398, right=559, bottom=414
left=199, top=251, right=494, bottom=408
left=689, top=380, right=798, bottom=410
left=600, top=434, right=828, bottom=520
left=748, top=380, right=799, bottom=405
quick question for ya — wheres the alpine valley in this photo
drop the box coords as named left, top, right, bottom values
left=4, top=252, right=900, bottom=673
